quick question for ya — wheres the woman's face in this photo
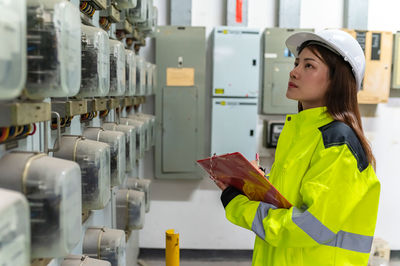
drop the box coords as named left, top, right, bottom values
left=286, top=47, right=330, bottom=110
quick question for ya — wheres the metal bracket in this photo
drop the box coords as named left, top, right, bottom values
left=44, top=111, right=61, bottom=154
left=0, top=102, right=51, bottom=127
left=52, top=99, right=88, bottom=118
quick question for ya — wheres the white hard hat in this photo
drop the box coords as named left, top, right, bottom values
left=285, top=29, right=365, bottom=91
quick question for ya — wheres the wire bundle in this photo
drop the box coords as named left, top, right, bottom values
left=80, top=1, right=96, bottom=17
left=0, top=124, right=37, bottom=143
left=99, top=17, right=111, bottom=31
left=99, top=110, right=109, bottom=118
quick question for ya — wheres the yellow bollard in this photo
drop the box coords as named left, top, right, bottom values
left=165, top=229, right=179, bottom=266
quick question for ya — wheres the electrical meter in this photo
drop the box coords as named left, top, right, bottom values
left=127, top=113, right=155, bottom=149
left=83, top=227, right=126, bottom=266
left=0, top=189, right=30, bottom=266
left=116, top=189, right=145, bottom=230
left=109, top=39, right=126, bottom=96
left=113, top=0, right=137, bottom=10
left=83, top=128, right=126, bottom=186
left=102, top=123, right=137, bottom=172
left=145, top=62, right=153, bottom=95
left=120, top=117, right=145, bottom=159
left=126, top=0, right=147, bottom=24
left=135, top=56, right=146, bottom=95
left=78, top=24, right=110, bottom=97
left=0, top=0, right=26, bottom=100
left=125, top=49, right=136, bottom=96
left=53, top=136, right=111, bottom=210
left=151, top=64, right=157, bottom=94
left=62, top=255, right=111, bottom=266
left=0, top=152, right=82, bottom=258
left=125, top=178, right=151, bottom=212
left=25, top=0, right=81, bottom=99
left=136, top=0, right=154, bottom=31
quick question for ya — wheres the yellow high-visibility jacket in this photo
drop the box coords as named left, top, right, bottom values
left=221, top=107, right=380, bottom=266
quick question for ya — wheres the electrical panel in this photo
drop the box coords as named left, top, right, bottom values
left=0, top=188, right=30, bottom=266
left=344, top=29, right=393, bottom=104
left=146, top=62, right=154, bottom=95
left=212, top=27, right=261, bottom=97
left=0, top=152, right=82, bottom=258
left=211, top=98, right=258, bottom=160
left=261, top=28, right=313, bottom=114
left=83, top=227, right=126, bottom=266
left=108, top=39, right=126, bottom=96
left=125, top=178, right=151, bottom=212
left=83, top=128, right=126, bottom=186
left=53, top=136, right=111, bottom=210
left=126, top=0, right=148, bottom=24
left=0, top=0, right=26, bottom=100
left=120, top=117, right=146, bottom=159
left=25, top=0, right=81, bottom=99
left=116, top=189, right=145, bottom=230
left=392, top=32, right=400, bottom=89
left=78, top=24, right=110, bottom=97
left=136, top=56, right=147, bottom=95
left=125, top=50, right=137, bottom=96
left=62, top=255, right=111, bottom=266
left=102, top=122, right=137, bottom=172
left=155, top=26, right=206, bottom=179
left=113, top=0, right=137, bottom=10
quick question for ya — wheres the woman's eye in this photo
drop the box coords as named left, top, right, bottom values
left=305, top=63, right=313, bottom=68
left=294, top=62, right=299, bottom=67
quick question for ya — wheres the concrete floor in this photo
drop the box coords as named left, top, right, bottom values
left=138, top=258, right=400, bottom=266
left=138, top=249, right=400, bottom=266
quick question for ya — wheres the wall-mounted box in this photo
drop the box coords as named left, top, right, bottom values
left=53, top=136, right=111, bottom=210
left=79, top=25, right=110, bottom=97
left=25, top=0, right=81, bottom=99
left=0, top=0, right=26, bottom=100
left=391, top=32, right=400, bottom=89
left=82, top=128, right=126, bottom=186
left=212, top=27, right=261, bottom=97
left=155, top=26, right=206, bottom=179
left=344, top=29, right=393, bottom=104
left=0, top=188, right=30, bottom=266
left=0, top=152, right=82, bottom=258
left=261, top=28, right=313, bottom=114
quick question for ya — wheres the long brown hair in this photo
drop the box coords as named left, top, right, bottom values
left=298, top=44, right=376, bottom=168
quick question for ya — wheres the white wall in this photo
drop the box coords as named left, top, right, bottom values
left=140, top=0, right=400, bottom=250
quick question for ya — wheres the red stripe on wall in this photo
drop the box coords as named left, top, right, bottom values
left=236, top=0, right=243, bottom=23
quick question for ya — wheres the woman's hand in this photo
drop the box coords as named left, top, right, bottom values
left=214, top=179, right=229, bottom=191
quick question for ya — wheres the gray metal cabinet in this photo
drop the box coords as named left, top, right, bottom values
left=261, top=28, right=313, bottom=114
left=155, top=26, right=206, bottom=179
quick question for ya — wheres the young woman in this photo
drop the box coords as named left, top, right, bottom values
left=216, top=29, right=380, bottom=265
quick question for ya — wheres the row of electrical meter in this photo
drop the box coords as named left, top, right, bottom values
left=0, top=112, right=156, bottom=266
left=1, top=0, right=157, bottom=100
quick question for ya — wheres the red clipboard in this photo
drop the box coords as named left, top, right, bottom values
left=197, top=152, right=292, bottom=209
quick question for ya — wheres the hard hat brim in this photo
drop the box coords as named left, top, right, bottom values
left=285, top=31, right=336, bottom=58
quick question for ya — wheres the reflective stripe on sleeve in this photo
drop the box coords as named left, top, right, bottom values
left=292, top=208, right=373, bottom=253
left=251, top=202, right=277, bottom=239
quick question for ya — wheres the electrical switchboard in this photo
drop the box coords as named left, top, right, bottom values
left=261, top=28, right=313, bottom=114
left=344, top=29, right=393, bottom=103
left=155, top=26, right=206, bottom=179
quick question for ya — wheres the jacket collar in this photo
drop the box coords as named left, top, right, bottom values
left=286, top=107, right=333, bottom=132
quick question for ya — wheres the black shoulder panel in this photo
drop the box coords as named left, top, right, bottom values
left=318, top=121, right=369, bottom=172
